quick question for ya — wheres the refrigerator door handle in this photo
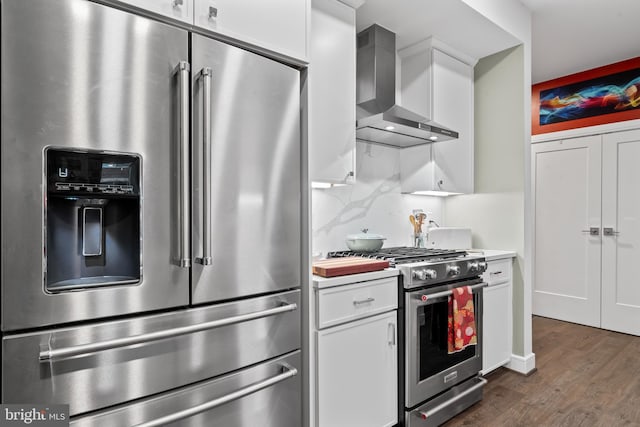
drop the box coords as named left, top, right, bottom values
left=39, top=302, right=298, bottom=362
left=176, top=60, right=191, bottom=268
left=196, top=67, right=213, bottom=266
left=132, top=363, right=298, bottom=427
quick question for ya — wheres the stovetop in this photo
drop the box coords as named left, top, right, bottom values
left=328, top=246, right=486, bottom=289
left=327, top=246, right=468, bottom=267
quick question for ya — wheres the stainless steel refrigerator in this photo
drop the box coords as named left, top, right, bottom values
left=0, top=0, right=303, bottom=425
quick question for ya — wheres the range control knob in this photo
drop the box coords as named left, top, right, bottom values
left=447, top=265, right=461, bottom=276
left=413, top=269, right=437, bottom=281
left=467, top=261, right=479, bottom=272
left=478, top=261, right=488, bottom=272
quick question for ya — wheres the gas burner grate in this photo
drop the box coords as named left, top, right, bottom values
left=327, top=246, right=468, bottom=267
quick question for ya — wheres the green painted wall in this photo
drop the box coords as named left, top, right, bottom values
left=445, top=45, right=526, bottom=356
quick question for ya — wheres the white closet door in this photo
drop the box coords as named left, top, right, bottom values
left=532, top=136, right=602, bottom=327
left=602, top=129, right=640, bottom=336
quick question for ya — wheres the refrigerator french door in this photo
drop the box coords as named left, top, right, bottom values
left=190, top=34, right=301, bottom=304
left=1, top=0, right=190, bottom=331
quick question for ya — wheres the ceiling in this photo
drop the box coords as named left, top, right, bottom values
left=519, top=0, right=640, bottom=83
left=356, top=0, right=520, bottom=63
left=356, top=0, right=640, bottom=84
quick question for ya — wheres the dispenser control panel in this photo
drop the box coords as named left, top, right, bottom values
left=47, top=149, right=140, bottom=196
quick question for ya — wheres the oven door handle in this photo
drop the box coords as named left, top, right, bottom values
left=416, top=377, right=488, bottom=420
left=132, top=363, right=298, bottom=427
left=415, top=282, right=487, bottom=304
left=39, top=303, right=298, bottom=362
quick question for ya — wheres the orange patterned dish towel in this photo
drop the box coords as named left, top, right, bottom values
left=447, top=285, right=477, bottom=354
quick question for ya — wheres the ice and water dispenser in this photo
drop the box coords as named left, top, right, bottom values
left=45, top=148, right=141, bottom=292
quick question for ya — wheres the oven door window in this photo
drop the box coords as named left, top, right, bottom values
left=418, top=296, right=477, bottom=381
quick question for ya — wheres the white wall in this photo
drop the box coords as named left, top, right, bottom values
left=312, top=141, right=443, bottom=256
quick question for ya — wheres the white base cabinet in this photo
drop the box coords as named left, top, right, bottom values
left=313, top=275, right=398, bottom=427
left=481, top=257, right=513, bottom=375
left=316, top=311, right=398, bottom=427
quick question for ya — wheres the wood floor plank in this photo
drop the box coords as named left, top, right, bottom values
left=442, top=316, right=640, bottom=427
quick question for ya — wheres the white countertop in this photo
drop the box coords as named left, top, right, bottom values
left=469, top=249, right=517, bottom=261
left=312, top=268, right=399, bottom=289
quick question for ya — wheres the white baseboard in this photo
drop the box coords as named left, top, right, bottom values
left=507, top=353, right=536, bottom=375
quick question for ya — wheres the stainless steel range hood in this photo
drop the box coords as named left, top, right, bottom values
left=356, top=24, right=458, bottom=148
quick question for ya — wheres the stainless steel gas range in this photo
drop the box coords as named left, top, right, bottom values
left=329, top=247, right=488, bottom=426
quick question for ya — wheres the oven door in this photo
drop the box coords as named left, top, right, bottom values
left=405, top=278, right=485, bottom=408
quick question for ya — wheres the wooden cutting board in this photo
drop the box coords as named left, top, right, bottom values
left=312, top=257, right=390, bottom=278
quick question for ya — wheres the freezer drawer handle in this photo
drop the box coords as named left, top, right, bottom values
left=176, top=60, right=191, bottom=268
left=196, top=67, right=213, bottom=266
left=416, top=377, right=487, bottom=420
left=39, top=302, right=297, bottom=362
left=133, top=363, right=298, bottom=427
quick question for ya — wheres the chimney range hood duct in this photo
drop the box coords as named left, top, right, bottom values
left=356, top=24, right=458, bottom=148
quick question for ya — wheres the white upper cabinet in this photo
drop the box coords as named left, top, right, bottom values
left=193, top=0, right=309, bottom=61
left=116, top=0, right=193, bottom=24
left=308, top=0, right=356, bottom=185
left=399, top=41, right=475, bottom=194
left=116, top=0, right=309, bottom=61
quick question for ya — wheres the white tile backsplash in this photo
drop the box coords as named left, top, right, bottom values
left=311, top=142, right=443, bottom=256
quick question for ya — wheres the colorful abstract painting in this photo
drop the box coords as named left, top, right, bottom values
left=532, top=57, right=640, bottom=134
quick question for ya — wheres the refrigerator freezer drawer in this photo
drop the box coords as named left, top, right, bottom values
left=2, top=290, right=300, bottom=417
left=70, top=351, right=302, bottom=427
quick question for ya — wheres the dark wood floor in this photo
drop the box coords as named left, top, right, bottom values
left=443, top=316, right=640, bottom=426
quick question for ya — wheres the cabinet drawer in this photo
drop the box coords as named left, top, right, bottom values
left=317, top=277, right=398, bottom=329
left=483, top=259, right=512, bottom=285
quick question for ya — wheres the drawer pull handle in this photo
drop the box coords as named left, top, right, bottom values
left=353, top=297, right=375, bottom=306
left=388, top=322, right=396, bottom=346
left=133, top=363, right=298, bottom=427
left=490, top=271, right=503, bottom=275
left=417, top=377, right=487, bottom=420
left=39, top=303, right=297, bottom=362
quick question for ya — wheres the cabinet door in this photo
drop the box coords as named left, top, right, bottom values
left=309, top=0, right=356, bottom=185
left=602, top=129, right=640, bottom=336
left=117, top=0, right=192, bottom=23
left=316, top=311, right=397, bottom=427
left=482, top=282, right=512, bottom=374
left=399, top=46, right=473, bottom=194
left=531, top=136, right=602, bottom=327
left=193, top=0, right=308, bottom=61
left=431, top=49, right=474, bottom=194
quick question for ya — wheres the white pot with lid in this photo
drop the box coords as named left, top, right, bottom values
left=345, top=228, right=386, bottom=252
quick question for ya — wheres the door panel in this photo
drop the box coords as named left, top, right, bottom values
left=532, top=136, right=601, bottom=327
left=2, top=290, right=300, bottom=417
left=602, top=129, right=640, bottom=335
left=70, top=351, right=301, bottom=426
left=190, top=34, right=301, bottom=304
left=1, top=0, right=189, bottom=330
left=316, top=311, right=397, bottom=427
